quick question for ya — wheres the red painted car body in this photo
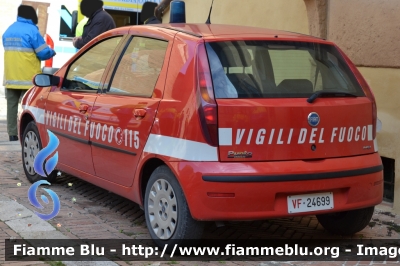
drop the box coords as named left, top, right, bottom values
left=19, top=24, right=382, bottom=232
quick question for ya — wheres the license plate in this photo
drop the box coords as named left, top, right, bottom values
left=287, top=192, right=334, bottom=213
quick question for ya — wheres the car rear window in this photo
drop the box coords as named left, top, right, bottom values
left=205, top=41, right=365, bottom=99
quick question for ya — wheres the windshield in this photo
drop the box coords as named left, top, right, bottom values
left=206, top=41, right=365, bottom=99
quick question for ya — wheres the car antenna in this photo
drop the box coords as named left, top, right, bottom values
left=205, top=0, right=214, bottom=24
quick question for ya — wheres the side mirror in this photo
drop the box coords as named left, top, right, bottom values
left=33, top=74, right=60, bottom=87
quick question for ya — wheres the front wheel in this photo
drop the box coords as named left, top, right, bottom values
left=144, top=165, right=204, bottom=248
left=316, top=206, right=375, bottom=235
left=21, top=121, right=57, bottom=184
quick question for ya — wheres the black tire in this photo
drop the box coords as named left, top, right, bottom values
left=21, top=121, right=57, bottom=184
left=316, top=206, right=375, bottom=235
left=144, top=165, right=204, bottom=249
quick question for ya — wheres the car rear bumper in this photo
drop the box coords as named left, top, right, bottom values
left=169, top=153, right=383, bottom=221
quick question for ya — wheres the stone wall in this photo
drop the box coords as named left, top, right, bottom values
left=327, top=0, right=400, bottom=212
left=162, top=0, right=310, bottom=35
left=304, top=0, right=328, bottom=39
left=328, top=0, right=400, bottom=68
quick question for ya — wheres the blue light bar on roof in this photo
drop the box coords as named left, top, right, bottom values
left=170, top=0, right=186, bottom=23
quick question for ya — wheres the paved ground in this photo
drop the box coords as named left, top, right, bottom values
left=0, top=96, right=399, bottom=266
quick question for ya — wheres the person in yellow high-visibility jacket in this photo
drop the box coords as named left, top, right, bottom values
left=2, top=5, right=56, bottom=141
left=75, top=17, right=88, bottom=37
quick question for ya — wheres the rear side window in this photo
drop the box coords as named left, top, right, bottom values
left=206, top=41, right=364, bottom=99
left=107, top=36, right=168, bottom=97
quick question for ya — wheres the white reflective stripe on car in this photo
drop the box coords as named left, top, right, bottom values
left=367, top=125, right=373, bottom=141
left=374, top=138, right=378, bottom=152
left=22, top=105, right=45, bottom=124
left=218, top=128, right=233, bottom=146
left=23, top=105, right=219, bottom=161
left=144, top=134, right=218, bottom=161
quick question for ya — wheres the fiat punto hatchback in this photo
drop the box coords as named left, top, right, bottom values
left=19, top=23, right=383, bottom=246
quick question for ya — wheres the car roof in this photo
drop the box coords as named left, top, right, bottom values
left=152, top=23, right=328, bottom=42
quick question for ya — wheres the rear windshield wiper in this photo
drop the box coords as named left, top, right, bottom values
left=307, top=90, right=357, bottom=103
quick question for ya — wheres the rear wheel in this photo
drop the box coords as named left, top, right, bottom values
left=22, top=121, right=57, bottom=184
left=144, top=165, right=204, bottom=248
left=316, top=206, right=375, bottom=235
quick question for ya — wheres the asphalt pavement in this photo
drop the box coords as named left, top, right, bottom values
left=0, top=95, right=399, bottom=266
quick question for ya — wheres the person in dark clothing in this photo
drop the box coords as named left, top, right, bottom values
left=154, top=0, right=173, bottom=21
left=143, top=0, right=173, bottom=25
left=141, top=2, right=161, bottom=24
left=72, top=0, right=115, bottom=49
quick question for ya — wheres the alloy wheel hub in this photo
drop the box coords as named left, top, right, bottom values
left=23, top=131, right=39, bottom=175
left=147, top=179, right=177, bottom=239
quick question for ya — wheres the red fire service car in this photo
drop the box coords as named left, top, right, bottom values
left=19, top=19, right=382, bottom=246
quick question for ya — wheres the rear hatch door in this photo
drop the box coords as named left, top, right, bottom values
left=206, top=40, right=375, bottom=162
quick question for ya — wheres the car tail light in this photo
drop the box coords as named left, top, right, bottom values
left=197, top=43, right=218, bottom=146
left=336, top=46, right=377, bottom=139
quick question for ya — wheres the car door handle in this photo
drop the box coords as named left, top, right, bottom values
left=134, top=108, right=147, bottom=119
left=79, top=104, right=89, bottom=114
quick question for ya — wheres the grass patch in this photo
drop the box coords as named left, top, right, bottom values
left=38, top=256, right=66, bottom=266
left=379, top=211, right=396, bottom=218
left=382, top=221, right=400, bottom=233
left=47, top=261, right=66, bottom=266
left=121, top=231, right=135, bottom=236
left=368, top=221, right=376, bottom=227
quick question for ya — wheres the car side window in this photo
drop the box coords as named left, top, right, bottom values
left=63, top=36, right=123, bottom=92
left=107, top=36, right=168, bottom=97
